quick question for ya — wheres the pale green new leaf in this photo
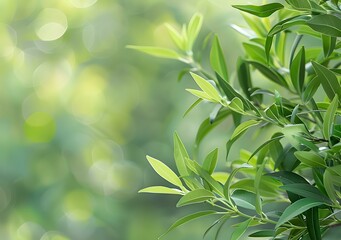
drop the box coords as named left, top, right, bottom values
left=186, top=89, right=215, bottom=102
left=187, top=13, right=203, bottom=50
left=147, top=155, right=183, bottom=188
left=324, top=170, right=338, bottom=203
left=231, top=119, right=259, bottom=140
left=190, top=72, right=221, bottom=102
left=127, top=46, right=181, bottom=59
left=176, top=189, right=214, bottom=207
left=228, top=97, right=244, bottom=114
left=276, top=198, right=324, bottom=228
left=165, top=23, right=185, bottom=51
left=139, top=186, right=184, bottom=195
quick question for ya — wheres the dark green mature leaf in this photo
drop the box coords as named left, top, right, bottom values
left=323, top=95, right=339, bottom=141
left=248, top=61, right=288, bottom=87
left=294, top=151, right=326, bottom=167
left=203, top=148, right=219, bottom=175
left=285, top=0, right=312, bottom=11
left=268, top=171, right=309, bottom=185
left=195, top=109, right=230, bottom=148
left=210, top=35, right=229, bottom=81
left=237, top=57, right=252, bottom=99
left=249, top=230, right=275, bottom=237
left=159, top=211, right=217, bottom=238
left=231, top=218, right=253, bottom=240
left=290, top=46, right=305, bottom=94
left=176, top=189, right=214, bottom=207
left=248, top=134, right=284, bottom=161
left=307, top=14, right=341, bottom=37
left=276, top=198, right=324, bottom=228
left=268, top=16, right=311, bottom=37
left=323, top=170, right=338, bottom=203
left=306, top=207, right=321, bottom=240
left=231, top=189, right=257, bottom=210
left=232, top=3, right=284, bottom=18
left=280, top=184, right=332, bottom=204
left=312, top=61, right=341, bottom=101
left=147, top=155, right=183, bottom=188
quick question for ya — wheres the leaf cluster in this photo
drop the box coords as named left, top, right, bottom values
left=133, top=1, right=341, bottom=239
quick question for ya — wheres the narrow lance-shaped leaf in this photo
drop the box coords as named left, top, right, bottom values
left=174, top=132, right=190, bottom=177
left=187, top=13, right=203, bottom=50
left=126, top=46, right=182, bottom=60
left=210, top=35, right=229, bottom=81
left=294, top=151, right=326, bottom=168
left=312, top=61, right=341, bottom=102
left=237, top=57, right=252, bottom=99
left=176, top=189, right=215, bottom=207
left=322, top=34, right=337, bottom=58
left=323, top=95, right=339, bottom=141
left=147, top=155, right=183, bottom=188
left=324, top=170, right=338, bottom=204
left=202, top=148, right=219, bottom=175
left=165, top=24, right=185, bottom=51
left=307, top=14, right=341, bottom=37
left=303, top=76, right=320, bottom=103
left=139, top=186, right=184, bottom=195
left=232, top=3, right=284, bottom=18
left=276, top=198, right=324, bottom=228
left=159, top=211, right=217, bottom=238
left=306, top=207, right=322, bottom=240
left=231, top=218, right=253, bottom=240
left=248, top=61, right=288, bottom=87
left=290, top=46, right=305, bottom=94
left=190, top=72, right=221, bottom=102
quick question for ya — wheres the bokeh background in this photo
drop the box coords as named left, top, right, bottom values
left=3, top=0, right=339, bottom=240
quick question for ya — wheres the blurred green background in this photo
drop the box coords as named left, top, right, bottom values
left=7, top=1, right=341, bottom=240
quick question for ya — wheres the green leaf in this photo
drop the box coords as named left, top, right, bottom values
left=190, top=72, right=221, bottom=102
left=165, top=23, right=185, bottom=51
left=176, top=189, right=214, bottom=207
left=323, top=170, right=338, bottom=203
left=243, top=42, right=267, bottom=64
left=126, top=45, right=181, bottom=59
left=186, top=89, right=215, bottom=102
left=248, top=61, right=288, bottom=87
left=254, top=158, right=267, bottom=215
left=306, top=207, right=322, bottom=240
left=187, top=13, right=203, bottom=50
left=210, top=35, right=229, bottom=81
left=290, top=46, right=305, bottom=94
left=139, top=186, right=184, bottom=195
left=202, top=148, right=219, bottom=175
left=294, top=151, right=326, bottom=167
left=159, top=211, right=217, bottom=238
left=224, top=164, right=253, bottom=200
left=231, top=120, right=259, bottom=140
left=307, top=14, right=341, bottom=37
left=195, top=109, right=230, bottom=148
left=303, top=76, right=320, bottom=103
left=173, top=132, right=190, bottom=180
left=242, top=13, right=268, bottom=37
left=249, top=230, right=275, bottom=237
left=237, top=57, right=252, bottom=99
left=183, top=98, right=202, bottom=117
left=280, top=183, right=332, bottom=204
left=276, top=198, right=324, bottom=228
left=312, top=61, right=341, bottom=101
left=322, top=35, right=337, bottom=58
left=231, top=190, right=257, bottom=210
left=228, top=97, right=244, bottom=114
left=248, top=134, right=284, bottom=161
left=231, top=218, right=252, bottom=240
left=268, top=15, right=311, bottom=37
left=285, top=0, right=312, bottom=11
left=147, top=155, right=183, bottom=188
left=232, top=3, right=284, bottom=18
left=323, top=95, right=339, bottom=141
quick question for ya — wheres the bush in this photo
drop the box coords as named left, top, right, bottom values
left=132, top=0, right=341, bottom=239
